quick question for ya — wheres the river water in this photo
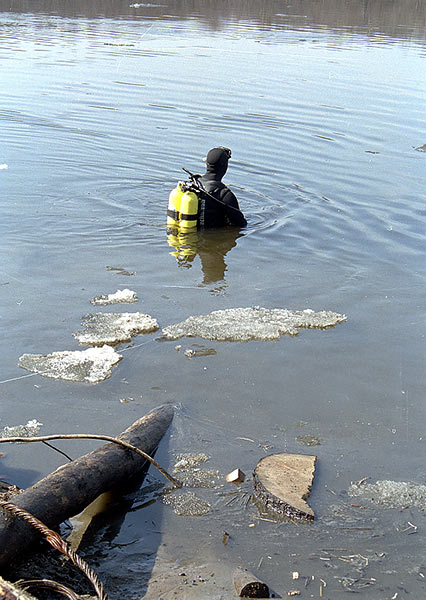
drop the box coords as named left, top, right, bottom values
left=1, top=1, right=425, bottom=598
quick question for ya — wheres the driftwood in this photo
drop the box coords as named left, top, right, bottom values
left=0, top=404, right=173, bottom=571
left=233, top=567, right=269, bottom=598
left=253, top=453, right=316, bottom=521
left=0, top=576, right=37, bottom=600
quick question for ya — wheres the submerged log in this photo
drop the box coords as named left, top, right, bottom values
left=0, top=404, right=173, bottom=571
left=233, top=567, right=269, bottom=598
left=253, top=453, right=317, bottom=521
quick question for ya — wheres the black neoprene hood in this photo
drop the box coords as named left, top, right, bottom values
left=205, top=147, right=231, bottom=166
left=204, top=147, right=231, bottom=179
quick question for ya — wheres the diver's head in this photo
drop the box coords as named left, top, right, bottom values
left=204, top=147, right=231, bottom=178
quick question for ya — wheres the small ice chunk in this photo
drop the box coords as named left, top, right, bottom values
left=91, top=289, right=138, bottom=306
left=162, top=307, right=346, bottom=342
left=18, top=345, right=122, bottom=383
left=73, top=312, right=158, bottom=346
left=0, top=164, right=8, bottom=170
left=162, top=490, right=211, bottom=516
left=129, top=3, right=164, bottom=7
left=1, top=419, right=43, bottom=438
left=174, top=453, right=209, bottom=472
left=348, top=479, right=426, bottom=510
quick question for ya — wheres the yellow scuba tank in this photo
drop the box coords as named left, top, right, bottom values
left=167, top=184, right=184, bottom=230
left=179, top=190, right=199, bottom=232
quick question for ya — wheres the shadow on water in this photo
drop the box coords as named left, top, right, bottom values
left=166, top=227, right=244, bottom=286
left=74, top=467, right=167, bottom=599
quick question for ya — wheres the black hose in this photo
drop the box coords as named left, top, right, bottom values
left=182, top=167, right=242, bottom=214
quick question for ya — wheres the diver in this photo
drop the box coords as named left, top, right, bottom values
left=196, top=147, right=247, bottom=229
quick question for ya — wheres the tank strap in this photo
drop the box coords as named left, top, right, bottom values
left=180, top=212, right=198, bottom=221
left=167, top=208, right=179, bottom=219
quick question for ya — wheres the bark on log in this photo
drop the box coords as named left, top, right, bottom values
left=0, top=404, right=173, bottom=571
left=253, top=453, right=316, bottom=521
left=233, top=567, right=269, bottom=598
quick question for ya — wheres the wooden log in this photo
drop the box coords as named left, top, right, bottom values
left=233, top=567, right=269, bottom=598
left=0, top=404, right=173, bottom=571
left=253, top=453, right=316, bottom=521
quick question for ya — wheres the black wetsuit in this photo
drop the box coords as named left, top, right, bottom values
left=197, top=152, right=247, bottom=229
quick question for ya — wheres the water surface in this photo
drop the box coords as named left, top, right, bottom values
left=1, top=1, right=425, bottom=598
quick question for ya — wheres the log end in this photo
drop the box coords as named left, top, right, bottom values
left=253, top=453, right=317, bottom=521
left=233, top=567, right=270, bottom=598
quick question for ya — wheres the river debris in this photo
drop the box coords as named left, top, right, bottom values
left=297, top=435, right=322, bottom=447
left=226, top=468, right=246, bottom=485
left=73, top=312, right=158, bottom=346
left=106, top=265, right=135, bottom=276
left=0, top=405, right=175, bottom=574
left=253, top=453, right=317, bottom=521
left=0, top=576, right=37, bottom=599
left=348, top=479, right=426, bottom=510
left=162, top=307, right=346, bottom=342
left=91, top=289, right=138, bottom=305
left=18, top=345, right=122, bottom=383
left=183, top=345, right=217, bottom=359
left=1, top=420, right=43, bottom=439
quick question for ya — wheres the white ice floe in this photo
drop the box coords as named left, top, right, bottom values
left=0, top=164, right=8, bottom=170
left=162, top=307, right=347, bottom=342
left=18, top=345, right=122, bottom=384
left=348, top=480, right=426, bottom=510
left=74, top=312, right=158, bottom=346
left=129, top=3, right=165, bottom=7
left=91, top=289, right=138, bottom=306
left=1, top=419, right=43, bottom=438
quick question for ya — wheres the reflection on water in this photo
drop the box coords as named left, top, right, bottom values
left=167, top=227, right=244, bottom=284
left=1, top=0, right=426, bottom=42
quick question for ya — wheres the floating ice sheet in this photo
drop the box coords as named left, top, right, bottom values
left=1, top=419, right=43, bottom=438
left=73, top=312, right=158, bottom=346
left=348, top=480, right=426, bottom=510
left=162, top=307, right=347, bottom=342
left=91, top=289, right=138, bottom=306
left=18, top=346, right=122, bottom=384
